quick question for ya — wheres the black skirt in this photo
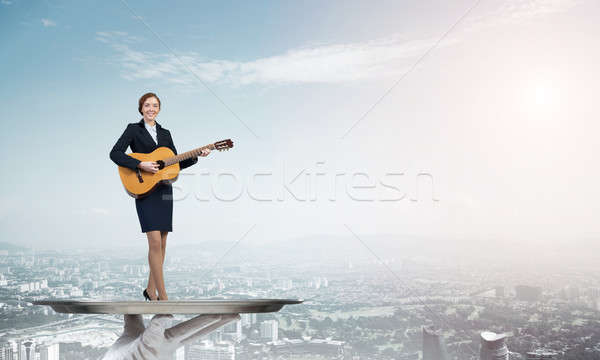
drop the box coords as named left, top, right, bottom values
left=135, top=183, right=173, bottom=233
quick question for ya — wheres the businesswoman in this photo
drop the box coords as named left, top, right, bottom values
left=109, top=92, right=210, bottom=301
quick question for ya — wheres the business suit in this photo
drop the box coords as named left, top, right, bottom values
left=110, top=118, right=198, bottom=233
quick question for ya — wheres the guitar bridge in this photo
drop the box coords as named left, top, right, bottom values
left=136, top=169, right=144, bottom=183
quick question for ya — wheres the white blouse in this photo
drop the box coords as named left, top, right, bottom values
left=144, top=121, right=158, bottom=144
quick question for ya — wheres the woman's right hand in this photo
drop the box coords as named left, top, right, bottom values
left=138, top=161, right=159, bottom=173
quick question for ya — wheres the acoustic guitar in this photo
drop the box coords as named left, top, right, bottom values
left=117, top=139, right=233, bottom=198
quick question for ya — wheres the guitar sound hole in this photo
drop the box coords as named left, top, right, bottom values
left=156, top=160, right=165, bottom=170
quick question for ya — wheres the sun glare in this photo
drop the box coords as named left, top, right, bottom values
left=532, top=82, right=558, bottom=108
left=521, top=72, right=563, bottom=117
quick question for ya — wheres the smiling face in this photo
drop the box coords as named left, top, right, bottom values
left=142, top=96, right=160, bottom=123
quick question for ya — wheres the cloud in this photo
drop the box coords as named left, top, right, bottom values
left=96, top=31, right=142, bottom=44
left=463, top=0, right=579, bottom=32
left=236, top=37, right=444, bottom=85
left=95, top=0, right=579, bottom=87
left=96, top=31, right=450, bottom=86
left=41, top=18, right=56, bottom=27
left=499, top=0, right=579, bottom=18
left=1, top=0, right=13, bottom=5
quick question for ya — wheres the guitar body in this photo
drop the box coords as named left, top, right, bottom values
left=115, top=138, right=233, bottom=198
left=118, top=147, right=181, bottom=199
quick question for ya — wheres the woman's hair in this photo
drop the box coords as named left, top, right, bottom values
left=138, top=92, right=161, bottom=115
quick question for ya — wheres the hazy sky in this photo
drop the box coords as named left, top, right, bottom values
left=1, top=0, right=598, bottom=251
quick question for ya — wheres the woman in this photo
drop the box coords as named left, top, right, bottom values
left=109, top=92, right=210, bottom=301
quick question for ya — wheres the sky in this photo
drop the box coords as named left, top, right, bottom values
left=1, top=0, right=599, bottom=254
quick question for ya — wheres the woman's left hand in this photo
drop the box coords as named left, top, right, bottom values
left=199, top=148, right=211, bottom=157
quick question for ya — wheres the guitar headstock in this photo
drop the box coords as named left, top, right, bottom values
left=214, top=139, right=234, bottom=151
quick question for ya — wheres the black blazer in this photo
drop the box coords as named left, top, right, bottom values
left=109, top=118, right=198, bottom=171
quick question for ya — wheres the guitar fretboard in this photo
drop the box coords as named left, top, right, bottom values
left=163, top=144, right=214, bottom=167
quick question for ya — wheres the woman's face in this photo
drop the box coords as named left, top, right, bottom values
left=142, top=97, right=160, bottom=122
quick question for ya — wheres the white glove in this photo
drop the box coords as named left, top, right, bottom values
left=102, top=313, right=240, bottom=360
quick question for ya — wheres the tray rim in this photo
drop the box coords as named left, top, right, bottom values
left=30, top=298, right=304, bottom=314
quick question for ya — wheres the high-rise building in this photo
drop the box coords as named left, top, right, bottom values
left=207, top=328, right=222, bottom=344
left=566, top=285, right=580, bottom=300
left=0, top=341, right=17, bottom=360
left=15, top=340, right=24, bottom=360
left=422, top=326, right=449, bottom=360
left=241, top=314, right=251, bottom=328
left=260, top=320, right=278, bottom=342
left=515, top=285, right=542, bottom=302
left=479, top=331, right=509, bottom=360
left=22, top=340, right=35, bottom=360
left=39, top=343, right=59, bottom=360
left=222, top=320, right=242, bottom=342
left=184, top=340, right=234, bottom=360
left=175, top=346, right=184, bottom=360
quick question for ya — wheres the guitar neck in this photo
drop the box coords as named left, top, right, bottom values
left=164, top=144, right=214, bottom=166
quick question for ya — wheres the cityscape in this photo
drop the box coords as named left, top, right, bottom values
left=0, top=237, right=599, bottom=360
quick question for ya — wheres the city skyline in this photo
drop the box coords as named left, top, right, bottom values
left=1, top=244, right=599, bottom=359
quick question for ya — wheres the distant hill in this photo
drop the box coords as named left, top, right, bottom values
left=167, top=233, right=600, bottom=269
left=0, top=242, right=29, bottom=252
left=167, top=234, right=446, bottom=266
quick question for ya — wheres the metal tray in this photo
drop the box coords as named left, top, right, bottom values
left=32, top=298, right=303, bottom=314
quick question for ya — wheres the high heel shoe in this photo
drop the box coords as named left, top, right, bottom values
left=143, top=288, right=161, bottom=301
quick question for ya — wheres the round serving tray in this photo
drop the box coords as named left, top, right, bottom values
left=32, top=298, right=303, bottom=314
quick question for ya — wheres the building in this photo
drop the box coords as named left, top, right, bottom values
left=222, top=319, right=242, bottom=342
left=241, top=314, right=252, bottom=328
left=239, top=313, right=256, bottom=328
left=526, top=349, right=558, bottom=359
left=565, top=285, right=580, bottom=300
left=0, top=341, right=18, bottom=360
left=39, top=343, right=59, bottom=360
left=515, top=285, right=542, bottom=302
left=269, top=338, right=345, bottom=358
left=260, top=320, right=278, bottom=342
left=184, top=340, right=234, bottom=360
left=479, top=331, right=509, bottom=360
left=295, top=319, right=309, bottom=331
left=175, top=346, right=184, bottom=360
left=422, top=326, right=449, bottom=360
left=21, top=340, right=35, bottom=360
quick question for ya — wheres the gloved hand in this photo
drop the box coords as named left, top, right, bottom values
left=102, top=313, right=240, bottom=360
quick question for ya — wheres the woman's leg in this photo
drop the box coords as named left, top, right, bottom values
left=160, top=231, right=168, bottom=264
left=146, top=230, right=168, bottom=300
left=146, top=253, right=157, bottom=300
left=146, top=231, right=169, bottom=299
